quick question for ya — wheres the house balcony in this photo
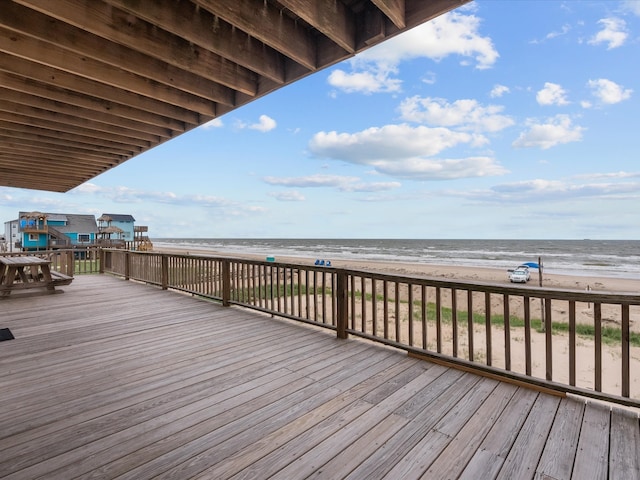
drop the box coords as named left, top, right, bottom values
left=95, top=238, right=127, bottom=248
left=20, top=224, right=48, bottom=234
left=1, top=250, right=639, bottom=478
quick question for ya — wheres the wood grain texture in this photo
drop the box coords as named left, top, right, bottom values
left=0, top=274, right=637, bottom=479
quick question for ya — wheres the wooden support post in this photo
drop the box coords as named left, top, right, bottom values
left=336, top=270, right=348, bottom=339
left=99, top=248, right=105, bottom=274
left=622, top=304, right=630, bottom=397
left=222, top=259, right=231, bottom=307
left=545, top=298, right=553, bottom=381
left=124, top=251, right=130, bottom=280
left=161, top=255, right=169, bottom=290
left=67, top=250, right=75, bottom=276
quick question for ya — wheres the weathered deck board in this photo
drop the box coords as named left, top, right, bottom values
left=0, top=275, right=638, bottom=479
left=609, top=406, right=640, bottom=479
left=572, top=401, right=611, bottom=480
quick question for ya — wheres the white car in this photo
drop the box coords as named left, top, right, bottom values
left=509, top=267, right=530, bottom=283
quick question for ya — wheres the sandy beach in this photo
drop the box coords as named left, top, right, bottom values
left=155, top=245, right=639, bottom=294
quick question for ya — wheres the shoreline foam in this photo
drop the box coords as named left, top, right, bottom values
left=154, top=245, right=639, bottom=294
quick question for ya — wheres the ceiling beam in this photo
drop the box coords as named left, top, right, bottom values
left=1, top=2, right=236, bottom=107
left=0, top=123, right=139, bottom=157
left=405, top=0, right=468, bottom=29
left=371, top=0, right=406, bottom=29
left=0, top=167, right=88, bottom=192
left=0, top=142, right=126, bottom=164
left=193, top=0, right=317, bottom=70
left=0, top=53, right=203, bottom=126
left=0, top=27, right=221, bottom=117
left=0, top=111, right=152, bottom=149
left=0, top=154, right=117, bottom=176
left=277, top=0, right=356, bottom=53
left=0, top=99, right=162, bottom=144
left=14, top=0, right=259, bottom=96
left=0, top=71, right=185, bottom=134
left=103, top=0, right=286, bottom=84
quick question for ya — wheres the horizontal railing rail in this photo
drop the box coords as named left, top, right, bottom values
left=0, top=246, right=101, bottom=275
left=101, top=249, right=640, bottom=406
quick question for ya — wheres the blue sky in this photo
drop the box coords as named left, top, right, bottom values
left=2, top=1, right=639, bottom=239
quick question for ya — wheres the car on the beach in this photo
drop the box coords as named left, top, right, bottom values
left=509, top=266, right=530, bottom=283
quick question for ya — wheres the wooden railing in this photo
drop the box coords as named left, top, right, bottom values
left=0, top=247, right=101, bottom=275
left=101, top=249, right=640, bottom=406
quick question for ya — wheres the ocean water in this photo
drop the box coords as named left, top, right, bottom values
left=152, top=238, right=640, bottom=280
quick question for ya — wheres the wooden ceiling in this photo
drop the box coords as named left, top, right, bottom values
left=0, top=0, right=469, bottom=192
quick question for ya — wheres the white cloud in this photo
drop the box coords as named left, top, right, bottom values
left=0, top=189, right=69, bottom=210
left=328, top=10, right=498, bottom=94
left=111, top=186, right=180, bottom=204
left=0, top=191, right=14, bottom=202
left=530, top=24, right=572, bottom=44
left=496, top=179, right=640, bottom=200
left=200, top=118, right=223, bottom=129
left=573, top=171, right=640, bottom=180
left=263, top=174, right=401, bottom=192
left=249, top=115, right=277, bottom=132
left=587, top=78, right=633, bottom=104
left=264, top=174, right=357, bottom=188
left=69, top=184, right=265, bottom=215
left=308, top=124, right=506, bottom=180
left=309, top=124, right=483, bottom=161
left=588, top=17, right=628, bottom=49
left=622, top=1, right=640, bottom=16
left=490, top=84, right=510, bottom=98
left=341, top=181, right=402, bottom=192
left=546, top=24, right=571, bottom=40
left=185, top=194, right=232, bottom=207
left=421, top=71, right=437, bottom=85
left=359, top=11, right=499, bottom=69
left=536, top=82, right=569, bottom=106
left=399, top=96, right=514, bottom=132
left=449, top=178, right=640, bottom=203
left=512, top=115, right=585, bottom=150
left=71, top=183, right=102, bottom=194
left=372, top=156, right=507, bottom=180
left=268, top=191, right=306, bottom=202
left=327, top=68, right=401, bottom=94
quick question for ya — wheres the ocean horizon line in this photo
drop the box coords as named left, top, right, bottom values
left=152, top=238, right=640, bottom=280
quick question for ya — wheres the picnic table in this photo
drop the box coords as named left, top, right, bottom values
left=0, top=256, right=72, bottom=297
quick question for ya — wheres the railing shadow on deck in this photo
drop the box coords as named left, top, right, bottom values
left=92, top=248, right=640, bottom=407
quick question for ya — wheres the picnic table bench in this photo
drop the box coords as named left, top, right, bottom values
left=0, top=256, right=73, bottom=297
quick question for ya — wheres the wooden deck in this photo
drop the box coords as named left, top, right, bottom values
left=1, top=275, right=638, bottom=479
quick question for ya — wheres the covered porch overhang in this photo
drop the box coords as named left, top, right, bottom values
left=0, top=0, right=470, bottom=193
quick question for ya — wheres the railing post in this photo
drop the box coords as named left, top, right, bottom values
left=67, top=250, right=75, bottom=276
left=99, top=248, right=105, bottom=274
left=222, top=259, right=231, bottom=307
left=336, top=270, right=348, bottom=339
left=161, top=254, right=169, bottom=290
left=124, top=251, right=130, bottom=280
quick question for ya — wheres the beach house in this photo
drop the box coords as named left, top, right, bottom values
left=97, top=214, right=135, bottom=242
left=97, top=213, right=134, bottom=248
left=6, top=211, right=98, bottom=252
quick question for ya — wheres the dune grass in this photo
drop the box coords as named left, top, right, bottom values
left=231, top=284, right=640, bottom=348
left=355, top=290, right=640, bottom=348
